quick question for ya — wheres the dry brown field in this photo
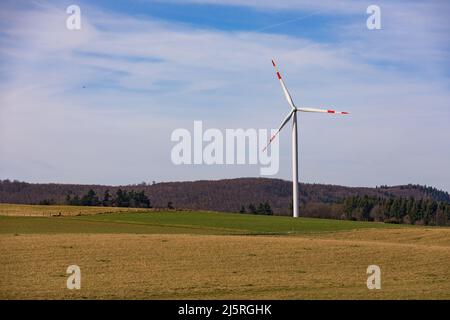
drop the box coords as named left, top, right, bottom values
left=1, top=205, right=449, bottom=299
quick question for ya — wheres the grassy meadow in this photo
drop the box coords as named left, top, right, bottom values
left=0, top=204, right=449, bottom=299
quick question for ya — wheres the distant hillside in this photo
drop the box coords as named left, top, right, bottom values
left=1, top=178, right=448, bottom=216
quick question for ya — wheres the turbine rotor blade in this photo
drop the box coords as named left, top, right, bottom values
left=262, top=110, right=294, bottom=152
left=272, top=59, right=296, bottom=109
left=298, top=107, right=349, bottom=115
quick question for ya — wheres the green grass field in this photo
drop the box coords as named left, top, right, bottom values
left=0, top=210, right=399, bottom=235
left=1, top=205, right=449, bottom=299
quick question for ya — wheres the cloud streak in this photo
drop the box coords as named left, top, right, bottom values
left=0, top=1, right=449, bottom=191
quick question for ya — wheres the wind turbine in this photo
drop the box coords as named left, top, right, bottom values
left=263, top=60, right=349, bottom=218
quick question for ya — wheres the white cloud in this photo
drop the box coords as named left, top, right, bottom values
left=0, top=1, right=449, bottom=190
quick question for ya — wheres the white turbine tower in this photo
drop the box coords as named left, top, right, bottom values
left=263, top=60, right=349, bottom=218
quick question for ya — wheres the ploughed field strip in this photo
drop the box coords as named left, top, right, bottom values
left=0, top=206, right=449, bottom=299
left=0, top=203, right=150, bottom=217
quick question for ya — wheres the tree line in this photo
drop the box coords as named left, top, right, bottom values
left=239, top=202, right=273, bottom=215
left=66, top=189, right=151, bottom=208
left=2, top=178, right=450, bottom=215
left=343, top=195, right=450, bottom=226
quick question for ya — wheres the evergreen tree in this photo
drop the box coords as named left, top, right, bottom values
left=115, top=189, right=130, bottom=207
left=256, top=203, right=266, bottom=215
left=263, top=202, right=273, bottom=215
left=71, top=195, right=81, bottom=206
left=102, top=190, right=112, bottom=207
left=80, top=189, right=100, bottom=206
left=65, top=194, right=72, bottom=205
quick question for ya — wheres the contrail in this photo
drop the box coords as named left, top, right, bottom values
left=254, top=10, right=323, bottom=32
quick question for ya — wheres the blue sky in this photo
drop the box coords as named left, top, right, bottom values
left=87, top=0, right=347, bottom=37
left=0, top=0, right=449, bottom=191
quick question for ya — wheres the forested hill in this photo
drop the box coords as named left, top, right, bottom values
left=1, top=178, right=448, bottom=215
